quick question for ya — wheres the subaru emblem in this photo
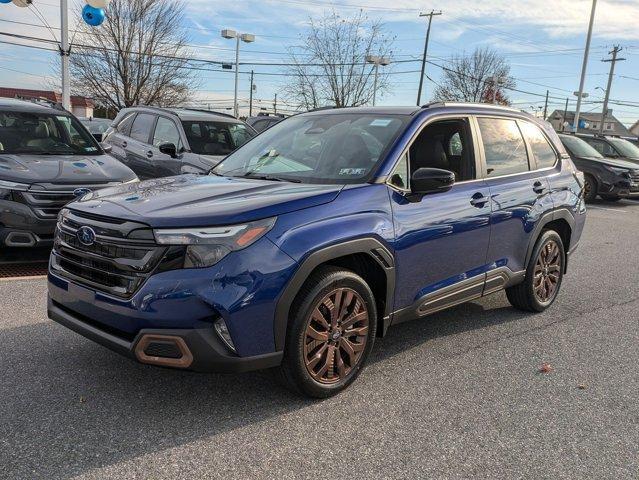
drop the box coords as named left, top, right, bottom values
left=73, top=187, right=92, bottom=198
left=77, top=226, right=96, bottom=246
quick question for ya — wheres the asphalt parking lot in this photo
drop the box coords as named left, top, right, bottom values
left=1, top=200, right=638, bottom=480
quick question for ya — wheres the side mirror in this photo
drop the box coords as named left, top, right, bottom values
left=411, top=167, right=455, bottom=195
left=100, top=142, right=112, bottom=154
left=159, top=142, right=178, bottom=158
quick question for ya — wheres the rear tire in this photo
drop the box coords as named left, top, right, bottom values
left=276, top=266, right=377, bottom=398
left=506, top=230, right=565, bottom=312
left=583, top=174, right=598, bottom=203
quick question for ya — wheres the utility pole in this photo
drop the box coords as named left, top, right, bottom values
left=416, top=10, right=442, bottom=106
left=543, top=90, right=549, bottom=119
left=599, top=45, right=625, bottom=135
left=573, top=0, right=597, bottom=133
left=249, top=70, right=254, bottom=117
left=274, top=93, right=277, bottom=115
left=562, top=97, right=569, bottom=132
left=60, top=0, right=70, bottom=111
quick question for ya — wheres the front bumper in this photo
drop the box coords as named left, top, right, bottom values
left=48, top=297, right=283, bottom=373
left=0, top=200, right=57, bottom=247
left=600, top=179, right=639, bottom=198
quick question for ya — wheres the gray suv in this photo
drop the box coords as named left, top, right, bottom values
left=0, top=98, right=137, bottom=249
left=103, top=107, right=256, bottom=179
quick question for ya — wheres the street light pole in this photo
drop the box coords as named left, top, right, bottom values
left=249, top=70, right=254, bottom=117
left=366, top=55, right=390, bottom=107
left=222, top=29, right=255, bottom=118
left=573, top=0, right=597, bottom=133
left=60, top=0, right=70, bottom=111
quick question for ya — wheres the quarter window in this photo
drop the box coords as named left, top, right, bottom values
left=116, top=112, right=136, bottom=135
left=519, top=121, right=557, bottom=169
left=129, top=113, right=156, bottom=144
left=389, top=152, right=409, bottom=190
left=478, top=117, right=529, bottom=177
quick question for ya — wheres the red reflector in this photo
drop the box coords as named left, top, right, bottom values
left=236, top=227, right=266, bottom=247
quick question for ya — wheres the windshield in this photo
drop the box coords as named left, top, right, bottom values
left=607, top=137, right=639, bottom=159
left=80, top=118, right=111, bottom=134
left=182, top=120, right=255, bottom=156
left=0, top=111, right=100, bottom=155
left=213, top=113, right=408, bottom=184
left=560, top=135, right=603, bottom=159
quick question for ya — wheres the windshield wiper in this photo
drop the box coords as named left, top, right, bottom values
left=243, top=173, right=301, bottom=183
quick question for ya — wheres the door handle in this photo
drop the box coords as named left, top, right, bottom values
left=533, top=181, right=546, bottom=194
left=121, top=141, right=127, bottom=148
left=146, top=151, right=153, bottom=158
left=470, top=192, right=489, bottom=208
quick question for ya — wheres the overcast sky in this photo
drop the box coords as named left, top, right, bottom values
left=0, top=0, right=638, bottom=124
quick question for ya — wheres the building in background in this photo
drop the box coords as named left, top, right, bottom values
left=547, top=109, right=631, bottom=136
left=0, top=87, right=94, bottom=118
left=629, top=120, right=639, bottom=139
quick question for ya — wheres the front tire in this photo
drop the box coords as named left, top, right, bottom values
left=276, top=266, right=377, bottom=398
left=583, top=174, right=598, bottom=203
left=506, top=230, right=565, bottom=312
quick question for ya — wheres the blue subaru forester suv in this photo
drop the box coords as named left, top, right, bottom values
left=48, top=103, right=586, bottom=397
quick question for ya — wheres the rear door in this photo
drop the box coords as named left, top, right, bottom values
left=476, top=116, right=555, bottom=276
left=106, top=112, right=136, bottom=165
left=126, top=113, right=158, bottom=179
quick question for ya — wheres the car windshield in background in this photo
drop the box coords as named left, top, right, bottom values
left=213, top=113, right=408, bottom=184
left=0, top=111, right=99, bottom=155
left=561, top=135, right=603, bottom=159
left=182, top=121, right=254, bottom=156
left=607, top=137, right=639, bottom=159
left=80, top=118, right=111, bottom=135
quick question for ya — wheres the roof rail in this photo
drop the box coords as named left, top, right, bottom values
left=178, top=108, right=239, bottom=120
left=307, top=106, right=338, bottom=113
left=14, top=95, right=66, bottom=112
left=421, top=101, right=521, bottom=113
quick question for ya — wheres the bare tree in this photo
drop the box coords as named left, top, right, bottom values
left=285, top=11, right=394, bottom=109
left=69, top=0, right=195, bottom=109
left=432, top=47, right=515, bottom=105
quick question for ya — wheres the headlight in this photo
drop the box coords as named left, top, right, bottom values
left=153, top=217, right=276, bottom=268
left=603, top=165, right=629, bottom=175
left=0, top=180, right=29, bottom=200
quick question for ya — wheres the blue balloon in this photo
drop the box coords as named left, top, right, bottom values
left=0, top=0, right=13, bottom=4
left=82, top=4, right=105, bottom=27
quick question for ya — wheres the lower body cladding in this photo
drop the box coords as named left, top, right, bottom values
left=47, top=235, right=296, bottom=372
left=0, top=200, right=58, bottom=248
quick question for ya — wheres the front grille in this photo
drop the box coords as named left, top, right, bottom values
left=630, top=171, right=639, bottom=183
left=51, top=209, right=167, bottom=298
left=16, top=184, right=118, bottom=219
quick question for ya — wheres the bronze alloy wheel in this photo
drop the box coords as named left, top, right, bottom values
left=303, top=287, right=369, bottom=385
left=533, top=240, right=562, bottom=303
left=583, top=177, right=592, bottom=198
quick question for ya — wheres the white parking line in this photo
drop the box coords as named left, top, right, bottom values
left=588, top=206, right=629, bottom=213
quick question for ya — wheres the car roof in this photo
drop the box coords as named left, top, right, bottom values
left=123, top=106, right=243, bottom=123
left=298, top=103, right=529, bottom=118
left=0, top=97, right=68, bottom=115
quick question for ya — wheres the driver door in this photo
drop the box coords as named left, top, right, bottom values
left=389, top=117, right=492, bottom=319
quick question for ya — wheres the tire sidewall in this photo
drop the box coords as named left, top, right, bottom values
left=525, top=230, right=565, bottom=311
left=285, top=269, right=377, bottom=398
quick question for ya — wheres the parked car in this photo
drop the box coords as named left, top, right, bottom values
left=246, top=113, right=285, bottom=133
left=0, top=98, right=137, bottom=249
left=576, top=134, right=639, bottom=164
left=560, top=134, right=639, bottom=202
left=102, top=107, right=257, bottom=179
left=78, top=117, right=112, bottom=142
left=48, top=103, right=585, bottom=397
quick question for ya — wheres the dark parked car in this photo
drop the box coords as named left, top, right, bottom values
left=246, top=113, right=285, bottom=133
left=576, top=134, right=639, bottom=164
left=49, top=103, right=585, bottom=397
left=560, top=134, right=639, bottom=202
left=79, top=117, right=111, bottom=142
left=102, top=107, right=256, bottom=179
left=0, top=98, right=137, bottom=249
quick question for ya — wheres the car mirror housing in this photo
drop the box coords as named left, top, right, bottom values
left=100, top=142, right=112, bottom=154
left=411, top=167, right=455, bottom=195
left=159, top=142, right=178, bottom=158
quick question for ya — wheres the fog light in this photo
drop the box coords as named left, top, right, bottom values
left=214, top=318, right=236, bottom=352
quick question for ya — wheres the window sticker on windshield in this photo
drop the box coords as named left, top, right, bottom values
left=370, top=119, right=393, bottom=127
left=84, top=147, right=98, bottom=152
left=339, top=168, right=367, bottom=176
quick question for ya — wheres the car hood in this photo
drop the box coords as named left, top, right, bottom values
left=69, top=174, right=344, bottom=228
left=0, top=153, right=136, bottom=185
left=198, top=154, right=225, bottom=167
left=573, top=155, right=639, bottom=169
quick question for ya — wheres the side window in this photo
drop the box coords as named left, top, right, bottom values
left=252, top=120, right=267, bottom=132
left=477, top=117, right=529, bottom=177
left=153, top=117, right=181, bottom=148
left=116, top=113, right=136, bottom=135
left=519, top=121, right=558, bottom=169
left=389, top=152, right=409, bottom=190
left=586, top=138, right=616, bottom=157
left=129, top=113, right=156, bottom=144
